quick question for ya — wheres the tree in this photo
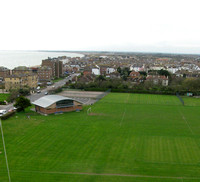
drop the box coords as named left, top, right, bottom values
left=7, top=88, right=31, bottom=103
left=14, top=96, right=31, bottom=112
left=18, top=87, right=30, bottom=96
left=96, top=75, right=106, bottom=82
left=122, top=75, right=128, bottom=81
left=157, top=69, right=170, bottom=77
left=182, top=78, right=200, bottom=91
left=96, top=75, right=106, bottom=87
left=139, top=71, right=147, bottom=76
left=7, top=89, right=19, bottom=103
left=117, top=67, right=122, bottom=74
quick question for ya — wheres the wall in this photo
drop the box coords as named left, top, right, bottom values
left=35, top=105, right=82, bottom=114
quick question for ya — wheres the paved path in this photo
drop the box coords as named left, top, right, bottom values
left=28, top=74, right=76, bottom=102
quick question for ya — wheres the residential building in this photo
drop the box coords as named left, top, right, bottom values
left=5, top=74, right=38, bottom=91
left=42, top=57, right=63, bottom=78
left=129, top=71, right=140, bottom=78
left=106, top=68, right=115, bottom=74
left=0, top=66, right=10, bottom=80
left=12, top=66, right=32, bottom=75
left=146, top=75, right=169, bottom=86
left=92, top=66, right=100, bottom=75
left=38, top=66, right=53, bottom=82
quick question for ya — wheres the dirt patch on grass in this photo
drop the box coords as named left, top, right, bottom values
left=59, top=90, right=104, bottom=98
left=89, top=112, right=107, bottom=116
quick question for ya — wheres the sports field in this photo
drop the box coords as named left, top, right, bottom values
left=182, top=96, right=200, bottom=106
left=1, top=93, right=200, bottom=181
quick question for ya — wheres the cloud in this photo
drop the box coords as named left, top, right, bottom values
left=0, top=0, right=200, bottom=54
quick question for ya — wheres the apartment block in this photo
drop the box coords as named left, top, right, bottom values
left=38, top=66, right=53, bottom=81
left=12, top=66, right=32, bottom=75
left=42, top=57, right=63, bottom=78
left=5, top=74, right=38, bottom=91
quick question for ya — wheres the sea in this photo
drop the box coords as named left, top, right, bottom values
left=0, top=50, right=84, bottom=69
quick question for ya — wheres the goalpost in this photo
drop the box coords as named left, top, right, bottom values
left=87, top=107, right=92, bottom=115
left=0, top=119, right=11, bottom=182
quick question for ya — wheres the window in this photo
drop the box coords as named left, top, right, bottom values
left=56, top=100, right=74, bottom=108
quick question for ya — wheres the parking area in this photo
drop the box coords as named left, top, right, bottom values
left=58, top=90, right=106, bottom=105
left=0, top=103, right=13, bottom=112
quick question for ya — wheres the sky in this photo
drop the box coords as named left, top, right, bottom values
left=0, top=0, right=200, bottom=54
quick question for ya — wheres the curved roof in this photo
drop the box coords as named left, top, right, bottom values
left=32, top=95, right=73, bottom=108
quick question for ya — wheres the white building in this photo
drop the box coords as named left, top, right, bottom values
left=130, top=64, right=145, bottom=72
left=92, top=68, right=100, bottom=75
left=167, top=67, right=179, bottom=74
left=150, top=66, right=165, bottom=71
left=106, top=68, right=115, bottom=74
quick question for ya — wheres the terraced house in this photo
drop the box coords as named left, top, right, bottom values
left=5, top=74, right=38, bottom=91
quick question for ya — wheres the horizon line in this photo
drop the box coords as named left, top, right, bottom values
left=0, top=49, right=200, bottom=56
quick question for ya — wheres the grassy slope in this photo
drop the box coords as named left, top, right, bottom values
left=0, top=93, right=10, bottom=102
left=0, top=93, right=200, bottom=181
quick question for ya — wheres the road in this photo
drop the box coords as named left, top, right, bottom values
left=28, top=74, right=78, bottom=102
left=0, top=74, right=78, bottom=112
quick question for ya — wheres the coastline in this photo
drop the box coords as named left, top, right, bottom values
left=0, top=50, right=84, bottom=69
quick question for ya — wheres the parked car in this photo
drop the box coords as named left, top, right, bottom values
left=45, top=92, right=48, bottom=95
left=37, top=90, right=41, bottom=93
left=0, top=110, right=7, bottom=117
left=47, top=82, right=52, bottom=86
left=8, top=107, right=17, bottom=112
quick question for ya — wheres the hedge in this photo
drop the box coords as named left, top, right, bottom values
left=84, top=87, right=200, bottom=96
left=0, top=101, right=6, bottom=105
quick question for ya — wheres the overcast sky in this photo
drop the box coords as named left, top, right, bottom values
left=0, top=0, right=200, bottom=54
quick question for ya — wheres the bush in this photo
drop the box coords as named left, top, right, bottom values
left=14, top=96, right=31, bottom=112
left=49, top=87, right=63, bottom=94
left=16, top=107, right=24, bottom=112
left=0, top=101, right=6, bottom=105
left=0, top=111, right=16, bottom=120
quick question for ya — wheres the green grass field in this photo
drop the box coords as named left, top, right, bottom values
left=182, top=96, right=200, bottom=106
left=1, top=93, right=200, bottom=181
left=52, top=77, right=65, bottom=83
left=0, top=93, right=10, bottom=102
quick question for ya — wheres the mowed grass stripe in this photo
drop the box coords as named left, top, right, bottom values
left=141, top=136, right=200, bottom=165
left=101, top=93, right=181, bottom=106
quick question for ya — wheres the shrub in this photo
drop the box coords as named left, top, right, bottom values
left=14, top=96, right=31, bottom=112
left=0, top=101, right=6, bottom=105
